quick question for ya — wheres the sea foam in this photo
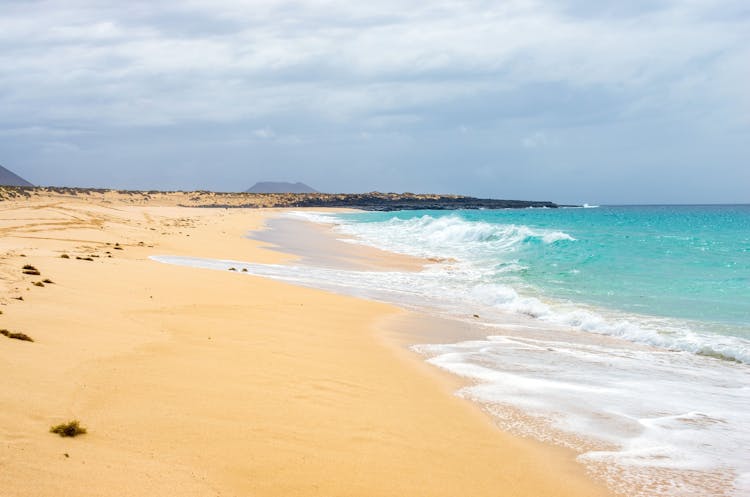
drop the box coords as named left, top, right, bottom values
left=298, top=211, right=750, bottom=364
left=151, top=206, right=750, bottom=497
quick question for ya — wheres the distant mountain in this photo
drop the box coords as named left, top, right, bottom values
left=0, top=165, right=33, bottom=187
left=246, top=181, right=317, bottom=194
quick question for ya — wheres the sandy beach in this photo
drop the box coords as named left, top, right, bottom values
left=0, top=195, right=612, bottom=496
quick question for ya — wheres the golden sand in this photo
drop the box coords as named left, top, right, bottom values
left=0, top=196, right=612, bottom=496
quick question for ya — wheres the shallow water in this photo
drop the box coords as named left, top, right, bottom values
left=152, top=205, right=750, bottom=497
left=321, top=206, right=750, bottom=362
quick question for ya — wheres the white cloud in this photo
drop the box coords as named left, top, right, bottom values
left=253, top=127, right=275, bottom=139
left=0, top=0, right=747, bottom=128
left=522, top=131, right=556, bottom=149
left=0, top=126, right=91, bottom=137
left=0, top=1, right=748, bottom=202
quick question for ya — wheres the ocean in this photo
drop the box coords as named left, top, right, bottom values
left=153, top=204, right=750, bottom=497
left=334, top=205, right=750, bottom=359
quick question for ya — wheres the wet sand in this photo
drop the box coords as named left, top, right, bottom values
left=0, top=197, right=612, bottom=497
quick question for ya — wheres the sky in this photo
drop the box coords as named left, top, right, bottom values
left=0, top=0, right=748, bottom=204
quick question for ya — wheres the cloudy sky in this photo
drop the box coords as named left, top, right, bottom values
left=1, top=0, right=748, bottom=203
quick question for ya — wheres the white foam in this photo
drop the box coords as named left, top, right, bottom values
left=331, top=214, right=575, bottom=261
left=150, top=211, right=750, bottom=497
left=542, top=231, right=576, bottom=243
left=416, top=335, right=750, bottom=496
left=282, top=210, right=341, bottom=224
left=305, top=213, right=750, bottom=364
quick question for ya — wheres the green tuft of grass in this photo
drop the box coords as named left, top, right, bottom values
left=228, top=267, right=237, bottom=271
left=33, top=281, right=45, bottom=287
left=60, top=254, right=70, bottom=259
left=50, top=420, right=87, bottom=437
left=43, top=279, right=54, bottom=284
left=76, top=256, right=94, bottom=261
left=1, top=329, right=34, bottom=342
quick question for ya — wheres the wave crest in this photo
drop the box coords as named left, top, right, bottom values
left=289, top=211, right=749, bottom=365
left=338, top=214, right=575, bottom=259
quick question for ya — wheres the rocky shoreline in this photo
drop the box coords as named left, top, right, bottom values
left=0, top=186, right=564, bottom=210
left=198, top=191, right=562, bottom=210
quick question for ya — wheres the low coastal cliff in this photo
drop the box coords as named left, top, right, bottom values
left=0, top=186, right=562, bottom=210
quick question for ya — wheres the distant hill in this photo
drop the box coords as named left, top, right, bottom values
left=0, top=165, right=33, bottom=187
left=246, top=181, right=317, bottom=194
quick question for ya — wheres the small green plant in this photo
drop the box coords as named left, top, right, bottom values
left=1, top=329, right=34, bottom=342
left=33, top=281, right=45, bottom=287
left=60, top=254, right=70, bottom=259
left=228, top=267, right=237, bottom=271
left=43, top=279, right=54, bottom=284
left=76, top=256, right=94, bottom=261
left=22, top=264, right=36, bottom=270
left=50, top=420, right=87, bottom=437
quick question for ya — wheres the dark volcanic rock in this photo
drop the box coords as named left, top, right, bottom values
left=284, top=194, right=558, bottom=210
left=213, top=192, right=560, bottom=210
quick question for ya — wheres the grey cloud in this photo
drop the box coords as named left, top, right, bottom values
left=0, top=0, right=748, bottom=203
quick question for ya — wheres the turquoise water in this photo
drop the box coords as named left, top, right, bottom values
left=152, top=205, right=750, bottom=496
left=335, top=205, right=750, bottom=354
left=340, top=205, right=750, bottom=329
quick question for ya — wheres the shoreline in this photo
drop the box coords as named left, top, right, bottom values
left=230, top=208, right=750, bottom=496
left=0, top=197, right=612, bottom=496
left=0, top=185, right=564, bottom=210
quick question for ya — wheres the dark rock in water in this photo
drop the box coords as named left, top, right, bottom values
left=0, top=165, right=33, bottom=187
left=247, top=182, right=317, bottom=194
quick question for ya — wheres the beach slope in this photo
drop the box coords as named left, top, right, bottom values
left=0, top=197, right=610, bottom=496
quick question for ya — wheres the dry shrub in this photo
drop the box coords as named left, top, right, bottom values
left=50, top=420, right=87, bottom=437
